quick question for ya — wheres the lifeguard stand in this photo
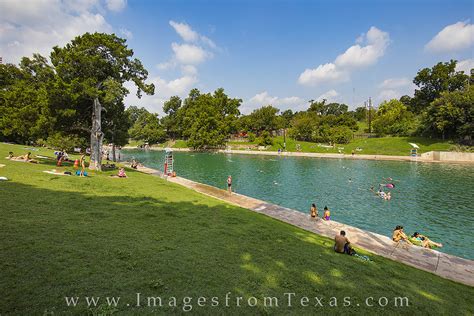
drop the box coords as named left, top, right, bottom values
left=409, top=142, right=419, bottom=157
left=164, top=148, right=174, bottom=176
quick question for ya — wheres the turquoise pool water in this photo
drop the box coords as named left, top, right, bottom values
left=122, top=150, right=474, bottom=259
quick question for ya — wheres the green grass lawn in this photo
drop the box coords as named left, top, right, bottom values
left=1, top=143, right=472, bottom=315
left=260, top=136, right=453, bottom=156
left=130, top=136, right=456, bottom=156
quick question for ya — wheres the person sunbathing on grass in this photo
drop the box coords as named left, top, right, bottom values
left=11, top=152, right=38, bottom=163
left=110, top=167, right=127, bottom=178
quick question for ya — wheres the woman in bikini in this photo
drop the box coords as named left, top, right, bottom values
left=310, top=203, right=318, bottom=220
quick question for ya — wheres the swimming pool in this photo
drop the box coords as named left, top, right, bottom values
left=122, top=150, right=474, bottom=259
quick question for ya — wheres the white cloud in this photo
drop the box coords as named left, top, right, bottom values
left=425, top=21, right=474, bottom=53
left=243, top=91, right=304, bottom=113
left=316, top=89, right=339, bottom=102
left=169, top=20, right=199, bottom=42
left=456, top=58, right=474, bottom=74
left=171, top=43, right=211, bottom=65
left=376, top=77, right=416, bottom=104
left=181, top=65, right=198, bottom=76
left=298, top=26, right=390, bottom=86
left=119, top=28, right=133, bottom=39
left=124, top=75, right=197, bottom=114
left=169, top=20, right=216, bottom=48
left=378, top=77, right=411, bottom=89
left=0, top=0, right=112, bottom=64
left=335, top=27, right=390, bottom=68
left=200, top=36, right=217, bottom=49
left=105, top=0, right=126, bottom=12
left=298, top=63, right=349, bottom=86
left=377, top=89, right=401, bottom=102
left=157, top=22, right=217, bottom=73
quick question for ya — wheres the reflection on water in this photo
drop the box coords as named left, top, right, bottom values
left=123, top=150, right=474, bottom=259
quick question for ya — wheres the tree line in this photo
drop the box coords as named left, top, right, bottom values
left=1, top=32, right=472, bottom=162
left=129, top=59, right=472, bottom=147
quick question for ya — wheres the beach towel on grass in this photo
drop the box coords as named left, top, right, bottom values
left=43, top=170, right=70, bottom=176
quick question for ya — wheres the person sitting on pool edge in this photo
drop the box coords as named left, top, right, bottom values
left=323, top=206, right=330, bottom=220
left=412, top=232, right=443, bottom=248
left=310, top=203, right=318, bottom=220
left=334, top=230, right=353, bottom=255
left=392, top=225, right=411, bottom=244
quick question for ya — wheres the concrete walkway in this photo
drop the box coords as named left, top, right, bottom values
left=134, top=165, right=474, bottom=287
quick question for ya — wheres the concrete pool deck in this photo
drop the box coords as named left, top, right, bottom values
left=133, top=164, right=474, bottom=287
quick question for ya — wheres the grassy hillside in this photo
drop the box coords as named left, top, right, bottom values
left=0, top=143, right=472, bottom=314
left=266, top=136, right=454, bottom=156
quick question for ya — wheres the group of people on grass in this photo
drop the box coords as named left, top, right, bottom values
left=7, top=149, right=130, bottom=178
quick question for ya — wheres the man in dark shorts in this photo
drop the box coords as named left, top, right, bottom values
left=334, top=230, right=351, bottom=254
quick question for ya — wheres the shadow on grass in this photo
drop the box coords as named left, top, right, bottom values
left=0, top=180, right=472, bottom=315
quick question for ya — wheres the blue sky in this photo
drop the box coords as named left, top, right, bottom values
left=1, top=0, right=473, bottom=113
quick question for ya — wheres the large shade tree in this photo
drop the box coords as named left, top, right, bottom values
left=412, top=60, right=468, bottom=114
left=50, top=32, right=154, bottom=170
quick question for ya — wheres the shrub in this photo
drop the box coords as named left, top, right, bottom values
left=247, top=132, right=256, bottom=142
left=258, top=131, right=273, bottom=146
left=329, top=126, right=353, bottom=144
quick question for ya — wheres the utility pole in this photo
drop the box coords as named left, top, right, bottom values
left=368, top=97, right=372, bottom=134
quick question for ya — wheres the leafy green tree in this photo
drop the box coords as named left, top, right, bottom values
left=129, top=111, right=165, bottom=144
left=308, top=99, right=348, bottom=116
left=372, top=99, right=418, bottom=136
left=126, top=106, right=149, bottom=126
left=50, top=32, right=154, bottom=170
left=352, top=106, right=368, bottom=121
left=247, top=105, right=281, bottom=134
left=258, top=131, right=273, bottom=146
left=178, top=88, right=241, bottom=149
left=280, top=109, right=295, bottom=128
left=0, top=55, right=55, bottom=143
left=421, top=85, right=473, bottom=140
left=212, top=88, right=241, bottom=136
left=182, top=92, right=226, bottom=149
left=162, top=96, right=182, bottom=139
left=329, top=126, right=353, bottom=144
left=412, top=60, right=468, bottom=114
left=289, top=112, right=318, bottom=141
